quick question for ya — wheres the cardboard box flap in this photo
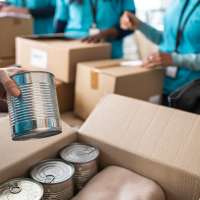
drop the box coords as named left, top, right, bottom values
left=79, top=94, right=200, bottom=178
left=79, top=59, right=161, bottom=78
left=0, top=117, right=77, bottom=183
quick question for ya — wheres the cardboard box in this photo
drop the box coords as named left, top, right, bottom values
left=0, top=57, right=15, bottom=68
left=1, top=94, right=200, bottom=200
left=74, top=59, right=165, bottom=119
left=0, top=17, right=33, bottom=58
left=135, top=31, right=158, bottom=60
left=16, top=37, right=111, bottom=83
left=56, top=81, right=74, bottom=113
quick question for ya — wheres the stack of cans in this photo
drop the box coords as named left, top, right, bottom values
left=30, top=159, right=75, bottom=200
left=59, top=143, right=99, bottom=194
left=0, top=178, right=44, bottom=200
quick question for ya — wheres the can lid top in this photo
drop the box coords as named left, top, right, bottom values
left=30, top=159, right=75, bottom=184
left=0, top=178, right=43, bottom=200
left=59, top=143, right=99, bottom=164
left=10, top=71, right=55, bottom=78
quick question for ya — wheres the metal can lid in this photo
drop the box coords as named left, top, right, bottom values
left=59, top=143, right=99, bottom=164
left=30, top=159, right=75, bottom=184
left=0, top=178, right=43, bottom=200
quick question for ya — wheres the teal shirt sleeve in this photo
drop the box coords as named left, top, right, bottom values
left=123, top=0, right=136, bottom=12
left=56, top=0, right=68, bottom=21
left=172, top=53, right=200, bottom=71
left=138, top=22, right=163, bottom=45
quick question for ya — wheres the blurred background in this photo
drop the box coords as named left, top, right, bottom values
left=124, top=0, right=172, bottom=60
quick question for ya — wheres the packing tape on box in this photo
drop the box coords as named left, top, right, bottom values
left=90, top=61, right=143, bottom=90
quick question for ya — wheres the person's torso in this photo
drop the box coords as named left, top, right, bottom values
left=159, top=0, right=200, bottom=94
left=61, top=0, right=135, bottom=58
left=6, top=0, right=55, bottom=34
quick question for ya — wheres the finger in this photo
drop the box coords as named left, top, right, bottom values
left=100, top=38, right=105, bottom=43
left=0, top=69, right=21, bottom=97
left=143, top=61, right=163, bottom=68
left=92, top=37, right=101, bottom=43
left=81, top=37, right=89, bottom=42
left=87, top=37, right=95, bottom=43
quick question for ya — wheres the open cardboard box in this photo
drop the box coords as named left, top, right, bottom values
left=0, top=94, right=200, bottom=200
left=0, top=17, right=33, bottom=58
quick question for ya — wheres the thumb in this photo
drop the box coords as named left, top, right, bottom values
left=0, top=70, right=21, bottom=97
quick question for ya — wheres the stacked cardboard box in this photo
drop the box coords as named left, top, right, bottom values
left=16, top=36, right=111, bottom=113
left=0, top=94, right=200, bottom=200
left=0, top=17, right=33, bottom=67
left=74, top=59, right=165, bottom=119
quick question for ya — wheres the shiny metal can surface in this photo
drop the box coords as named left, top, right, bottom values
left=59, top=143, right=99, bottom=193
left=0, top=178, right=44, bottom=200
left=30, top=159, right=75, bottom=200
left=7, top=71, right=62, bottom=141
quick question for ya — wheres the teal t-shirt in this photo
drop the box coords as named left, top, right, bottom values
left=159, top=0, right=200, bottom=94
left=6, top=0, right=56, bottom=34
left=56, top=0, right=135, bottom=58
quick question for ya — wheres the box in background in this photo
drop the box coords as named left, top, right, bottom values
left=0, top=57, right=15, bottom=68
left=135, top=30, right=158, bottom=60
left=16, top=37, right=111, bottom=83
left=0, top=17, right=33, bottom=58
left=74, top=59, right=164, bottom=119
left=56, top=81, right=74, bottom=113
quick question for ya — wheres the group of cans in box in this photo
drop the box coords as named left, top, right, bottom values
left=0, top=143, right=99, bottom=200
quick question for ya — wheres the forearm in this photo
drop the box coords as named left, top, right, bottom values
left=29, top=7, right=55, bottom=18
left=55, top=20, right=67, bottom=33
left=138, top=22, right=163, bottom=45
left=172, top=53, right=200, bottom=71
left=115, top=25, right=134, bottom=39
left=101, top=27, right=120, bottom=40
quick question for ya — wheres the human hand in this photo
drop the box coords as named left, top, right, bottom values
left=120, top=11, right=142, bottom=30
left=0, top=5, right=29, bottom=14
left=141, top=52, right=173, bottom=68
left=0, top=67, right=27, bottom=101
left=82, top=27, right=119, bottom=43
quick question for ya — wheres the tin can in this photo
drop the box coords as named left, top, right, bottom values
left=7, top=71, right=62, bottom=141
left=59, top=143, right=99, bottom=193
left=30, top=159, right=75, bottom=200
left=0, top=178, right=44, bottom=200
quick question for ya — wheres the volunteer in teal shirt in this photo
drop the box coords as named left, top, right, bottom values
left=120, top=0, right=200, bottom=106
left=55, top=0, right=136, bottom=58
left=0, top=0, right=56, bottom=34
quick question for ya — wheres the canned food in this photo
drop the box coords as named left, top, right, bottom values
left=59, top=143, right=99, bottom=193
left=7, top=71, right=62, bottom=141
left=30, top=159, right=75, bottom=200
left=0, top=178, right=44, bottom=200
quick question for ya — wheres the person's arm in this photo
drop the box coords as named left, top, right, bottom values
left=55, top=20, right=67, bottom=33
left=172, top=53, right=200, bottom=71
left=120, top=12, right=163, bottom=45
left=55, top=0, right=68, bottom=33
left=138, top=22, right=163, bottom=45
left=29, top=7, right=55, bottom=18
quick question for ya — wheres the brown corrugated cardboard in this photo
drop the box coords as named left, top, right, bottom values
left=1, top=93, right=200, bottom=199
left=0, top=17, right=33, bottom=58
left=74, top=59, right=164, bottom=119
left=0, top=57, right=15, bottom=68
left=135, top=31, right=158, bottom=60
left=61, top=111, right=84, bottom=127
left=16, top=37, right=111, bottom=83
left=0, top=116, right=77, bottom=184
left=56, top=81, right=74, bottom=113
left=78, top=94, right=200, bottom=200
